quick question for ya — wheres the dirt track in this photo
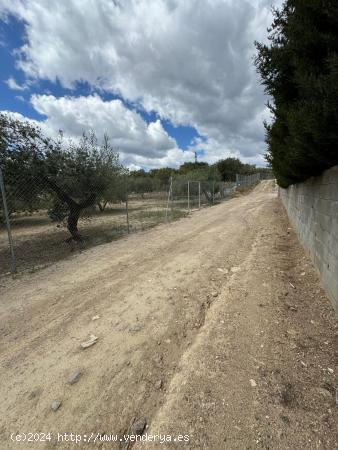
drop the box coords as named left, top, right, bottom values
left=0, top=181, right=337, bottom=449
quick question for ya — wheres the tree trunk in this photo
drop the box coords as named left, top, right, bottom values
left=43, top=177, right=96, bottom=242
left=66, top=204, right=82, bottom=242
left=65, top=194, right=96, bottom=242
left=98, top=201, right=107, bottom=211
left=202, top=187, right=213, bottom=204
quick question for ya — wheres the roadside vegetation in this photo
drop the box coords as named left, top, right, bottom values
left=255, top=0, right=338, bottom=187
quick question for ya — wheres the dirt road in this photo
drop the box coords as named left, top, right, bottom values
left=0, top=181, right=337, bottom=449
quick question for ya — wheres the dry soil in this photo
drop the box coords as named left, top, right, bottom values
left=0, top=181, right=337, bottom=450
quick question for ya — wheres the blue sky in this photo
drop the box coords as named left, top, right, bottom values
left=0, top=0, right=277, bottom=169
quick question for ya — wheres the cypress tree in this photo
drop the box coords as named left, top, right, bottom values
left=255, top=0, right=338, bottom=187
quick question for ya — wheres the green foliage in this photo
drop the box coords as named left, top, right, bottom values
left=180, top=165, right=221, bottom=182
left=0, top=113, right=124, bottom=240
left=127, top=176, right=160, bottom=196
left=178, top=161, right=209, bottom=174
left=255, top=0, right=338, bottom=187
left=129, top=157, right=261, bottom=195
left=149, top=167, right=178, bottom=184
left=128, top=167, right=178, bottom=195
left=216, top=157, right=257, bottom=181
left=0, top=114, right=52, bottom=212
left=129, top=169, right=147, bottom=178
left=46, top=132, right=124, bottom=205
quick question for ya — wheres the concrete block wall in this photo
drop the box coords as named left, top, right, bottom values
left=280, top=165, right=338, bottom=313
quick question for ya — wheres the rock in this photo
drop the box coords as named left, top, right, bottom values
left=28, top=389, right=40, bottom=400
left=286, top=329, right=297, bottom=338
left=129, top=325, right=142, bottom=333
left=211, top=292, right=219, bottom=297
left=327, top=368, right=334, bottom=374
left=217, top=268, right=224, bottom=273
left=154, top=380, right=163, bottom=390
left=92, top=315, right=100, bottom=321
left=68, top=371, right=82, bottom=385
left=250, top=379, right=257, bottom=387
left=315, top=387, right=332, bottom=399
left=80, top=334, right=98, bottom=349
left=231, top=266, right=241, bottom=273
left=132, top=418, right=146, bottom=436
left=280, top=415, right=290, bottom=424
left=51, top=400, right=62, bottom=411
left=153, top=353, right=163, bottom=364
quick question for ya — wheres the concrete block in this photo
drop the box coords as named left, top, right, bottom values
left=281, top=165, right=338, bottom=313
left=315, top=198, right=332, bottom=216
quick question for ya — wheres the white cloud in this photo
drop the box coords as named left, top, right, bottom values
left=29, top=94, right=188, bottom=165
left=190, top=135, right=267, bottom=168
left=1, top=0, right=283, bottom=166
left=5, top=76, right=28, bottom=91
left=2, top=95, right=195, bottom=168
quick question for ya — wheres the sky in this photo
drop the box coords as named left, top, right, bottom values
left=0, top=0, right=282, bottom=170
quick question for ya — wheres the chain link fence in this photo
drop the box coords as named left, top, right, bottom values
left=236, top=172, right=260, bottom=186
left=0, top=168, right=269, bottom=275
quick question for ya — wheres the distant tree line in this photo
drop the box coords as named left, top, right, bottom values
left=255, top=0, right=338, bottom=187
left=129, top=157, right=270, bottom=190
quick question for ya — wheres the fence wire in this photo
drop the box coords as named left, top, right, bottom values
left=0, top=170, right=268, bottom=275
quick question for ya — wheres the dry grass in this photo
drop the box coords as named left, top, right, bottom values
left=0, top=198, right=187, bottom=275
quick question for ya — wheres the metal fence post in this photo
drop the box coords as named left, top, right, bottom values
left=124, top=175, right=130, bottom=234
left=198, top=181, right=201, bottom=209
left=165, top=176, right=172, bottom=221
left=0, top=167, right=17, bottom=273
left=187, top=181, right=190, bottom=212
left=170, top=177, right=174, bottom=215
